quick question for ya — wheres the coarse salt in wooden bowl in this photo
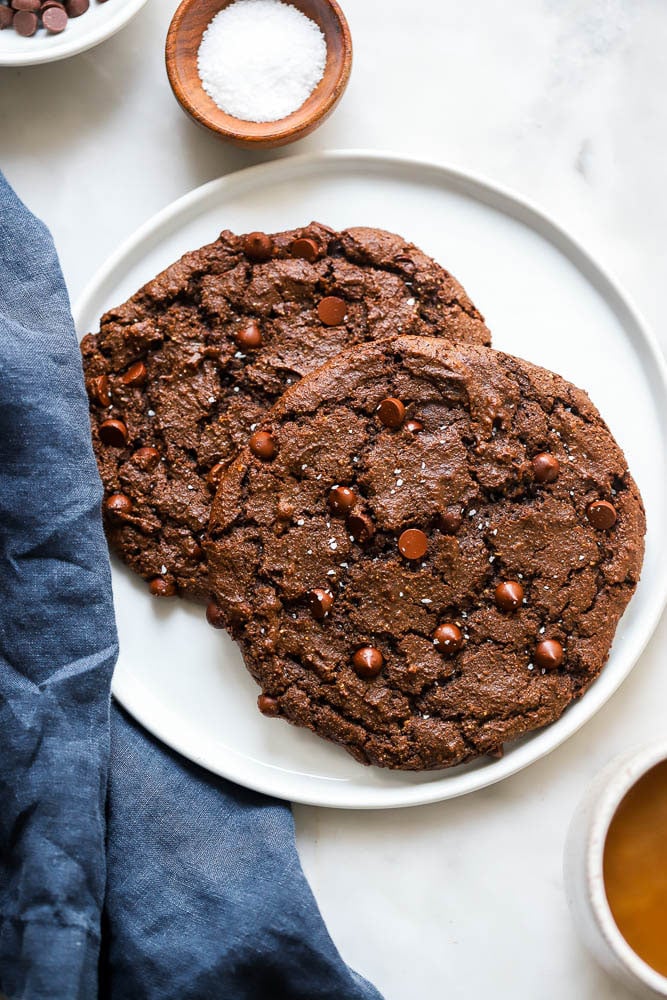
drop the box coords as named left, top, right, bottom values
left=165, top=0, right=352, bottom=149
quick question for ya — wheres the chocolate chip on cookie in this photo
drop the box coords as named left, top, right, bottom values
left=377, top=397, right=406, bottom=429
left=587, top=499, right=617, bottom=530
left=495, top=581, right=524, bottom=612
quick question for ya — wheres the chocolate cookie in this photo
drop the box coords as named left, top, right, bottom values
left=206, top=337, right=645, bottom=770
left=81, top=223, right=490, bottom=600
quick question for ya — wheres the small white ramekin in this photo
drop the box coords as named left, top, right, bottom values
left=564, top=740, right=667, bottom=998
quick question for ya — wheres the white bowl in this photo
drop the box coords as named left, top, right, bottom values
left=0, top=0, right=148, bottom=66
left=564, top=740, right=667, bottom=998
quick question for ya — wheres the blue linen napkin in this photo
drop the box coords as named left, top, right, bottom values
left=0, top=172, right=383, bottom=1000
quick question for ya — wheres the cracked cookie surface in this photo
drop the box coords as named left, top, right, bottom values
left=81, top=223, right=490, bottom=600
left=206, top=336, right=645, bottom=770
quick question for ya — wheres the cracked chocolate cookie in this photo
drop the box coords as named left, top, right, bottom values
left=81, top=223, right=490, bottom=600
left=206, top=336, right=645, bottom=770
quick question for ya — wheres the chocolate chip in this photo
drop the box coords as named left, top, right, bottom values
left=393, top=254, right=416, bottom=275
left=99, top=418, right=128, bottom=447
left=587, top=500, right=617, bottom=530
left=105, top=493, right=132, bottom=516
left=42, top=5, right=67, bottom=31
left=132, top=446, right=160, bottom=470
left=235, top=320, right=262, bottom=350
left=532, top=452, right=560, bottom=484
left=308, top=588, right=334, bottom=619
left=433, top=623, right=463, bottom=656
left=120, top=361, right=147, bottom=386
left=207, top=461, right=227, bottom=486
left=149, top=577, right=176, bottom=597
left=352, top=646, right=384, bottom=679
left=328, top=486, right=356, bottom=515
left=534, top=639, right=563, bottom=670
left=257, top=693, right=280, bottom=716
left=377, top=397, right=406, bottom=429
left=317, top=296, right=347, bottom=326
left=65, top=0, right=88, bottom=15
left=249, top=431, right=277, bottom=460
left=348, top=512, right=375, bottom=543
left=89, top=374, right=110, bottom=406
left=289, top=237, right=320, bottom=262
left=398, top=528, right=428, bottom=560
left=405, top=418, right=424, bottom=433
left=242, top=232, right=273, bottom=262
left=276, top=498, right=294, bottom=522
left=439, top=510, right=462, bottom=535
left=13, top=10, right=38, bottom=34
left=495, top=580, right=524, bottom=612
left=206, top=601, right=226, bottom=629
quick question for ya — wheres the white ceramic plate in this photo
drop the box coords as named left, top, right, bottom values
left=74, top=151, right=667, bottom=809
left=0, top=0, right=148, bottom=67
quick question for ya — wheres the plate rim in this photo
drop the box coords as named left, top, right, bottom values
left=74, top=149, right=667, bottom=809
left=0, top=0, right=149, bottom=67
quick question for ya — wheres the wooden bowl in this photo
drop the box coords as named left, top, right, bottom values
left=165, top=0, right=352, bottom=149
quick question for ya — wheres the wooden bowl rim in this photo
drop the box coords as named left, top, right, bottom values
left=165, top=0, right=353, bottom=146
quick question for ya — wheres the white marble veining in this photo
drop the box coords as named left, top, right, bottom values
left=2, top=2, right=666, bottom=997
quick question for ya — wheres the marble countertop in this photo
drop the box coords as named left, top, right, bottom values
left=2, top=1, right=666, bottom=996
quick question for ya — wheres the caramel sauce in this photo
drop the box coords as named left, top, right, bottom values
left=603, top=761, right=667, bottom=976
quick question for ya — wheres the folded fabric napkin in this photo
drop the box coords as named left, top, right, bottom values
left=0, top=173, right=383, bottom=1000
